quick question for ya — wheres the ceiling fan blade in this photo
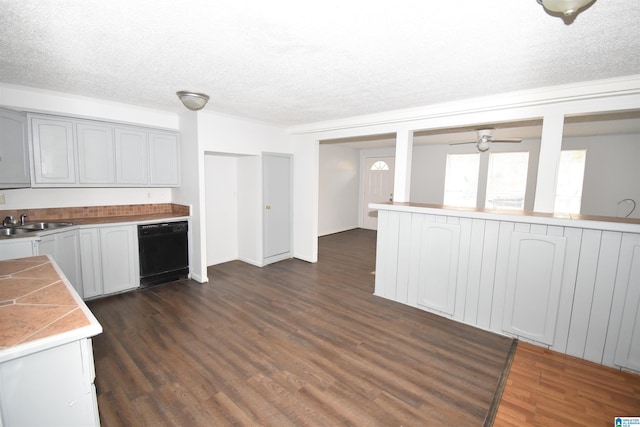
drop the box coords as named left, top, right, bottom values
left=449, top=141, right=477, bottom=146
left=490, top=138, right=522, bottom=143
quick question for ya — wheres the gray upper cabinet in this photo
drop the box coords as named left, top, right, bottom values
left=149, top=131, right=180, bottom=186
left=77, top=123, right=115, bottom=184
left=31, top=117, right=76, bottom=185
left=0, top=108, right=30, bottom=189
left=115, top=127, right=148, bottom=185
left=28, top=114, right=180, bottom=188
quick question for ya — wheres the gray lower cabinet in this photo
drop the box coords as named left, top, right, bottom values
left=0, top=238, right=37, bottom=261
left=79, top=225, right=139, bottom=298
left=78, top=228, right=104, bottom=299
left=38, top=229, right=82, bottom=297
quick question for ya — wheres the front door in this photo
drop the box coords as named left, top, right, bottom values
left=263, top=153, right=292, bottom=265
left=362, top=156, right=395, bottom=230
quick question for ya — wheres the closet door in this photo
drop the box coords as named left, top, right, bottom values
left=263, top=153, right=292, bottom=265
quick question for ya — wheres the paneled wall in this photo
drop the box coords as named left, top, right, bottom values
left=374, top=206, right=640, bottom=371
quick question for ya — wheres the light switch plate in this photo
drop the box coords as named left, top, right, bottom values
left=0, top=193, right=5, bottom=204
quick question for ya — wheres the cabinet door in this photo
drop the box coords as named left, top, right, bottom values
left=115, top=128, right=148, bottom=185
left=31, top=117, right=76, bottom=184
left=100, top=225, right=139, bottom=294
left=416, top=221, right=460, bottom=315
left=37, top=234, right=57, bottom=257
left=79, top=228, right=103, bottom=299
left=0, top=239, right=36, bottom=261
left=77, top=123, right=115, bottom=184
left=0, top=109, right=29, bottom=188
left=38, top=230, right=82, bottom=298
left=0, top=339, right=99, bottom=427
left=56, top=230, right=82, bottom=297
left=149, top=131, right=180, bottom=186
left=502, top=232, right=567, bottom=345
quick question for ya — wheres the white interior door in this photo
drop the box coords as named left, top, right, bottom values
left=263, top=153, right=292, bottom=265
left=362, top=156, right=395, bottom=230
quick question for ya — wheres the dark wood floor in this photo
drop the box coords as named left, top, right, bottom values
left=88, top=229, right=514, bottom=426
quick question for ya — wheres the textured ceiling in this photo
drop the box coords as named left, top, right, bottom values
left=1, top=1, right=639, bottom=126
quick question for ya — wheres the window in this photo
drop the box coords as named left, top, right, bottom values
left=485, top=152, right=529, bottom=210
left=554, top=150, right=586, bottom=214
left=370, top=160, right=389, bottom=171
left=443, top=153, right=480, bottom=207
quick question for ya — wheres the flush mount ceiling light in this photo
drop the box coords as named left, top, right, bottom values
left=537, top=0, right=595, bottom=16
left=176, top=91, right=209, bottom=111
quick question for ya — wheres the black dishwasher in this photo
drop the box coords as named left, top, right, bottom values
left=138, top=221, right=189, bottom=287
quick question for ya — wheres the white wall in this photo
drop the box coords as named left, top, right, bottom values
left=197, top=111, right=291, bottom=155
left=204, top=155, right=238, bottom=265
left=237, top=156, right=262, bottom=266
left=563, top=133, right=640, bottom=219
left=293, top=135, right=319, bottom=262
left=173, top=111, right=206, bottom=282
left=318, top=144, right=360, bottom=236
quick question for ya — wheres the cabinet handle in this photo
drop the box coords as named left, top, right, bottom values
left=265, top=205, right=271, bottom=210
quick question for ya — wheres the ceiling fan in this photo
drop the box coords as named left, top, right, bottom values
left=450, top=128, right=522, bottom=152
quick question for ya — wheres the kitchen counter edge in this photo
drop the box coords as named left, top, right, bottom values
left=369, top=202, right=640, bottom=234
left=0, top=255, right=103, bottom=364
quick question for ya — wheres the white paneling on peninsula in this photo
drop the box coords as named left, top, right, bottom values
left=372, top=202, right=640, bottom=372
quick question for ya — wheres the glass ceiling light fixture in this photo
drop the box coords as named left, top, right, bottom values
left=176, top=91, right=210, bottom=111
left=477, top=136, right=490, bottom=152
left=537, top=0, right=595, bottom=16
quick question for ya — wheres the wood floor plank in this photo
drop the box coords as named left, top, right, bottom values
left=88, top=229, right=515, bottom=426
left=494, top=342, right=640, bottom=426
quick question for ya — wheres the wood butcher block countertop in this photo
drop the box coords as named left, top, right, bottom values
left=0, top=255, right=102, bottom=363
left=67, top=212, right=189, bottom=226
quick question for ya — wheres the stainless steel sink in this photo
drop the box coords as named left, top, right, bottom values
left=21, top=222, right=74, bottom=230
left=0, top=227, right=37, bottom=236
left=0, top=222, right=74, bottom=236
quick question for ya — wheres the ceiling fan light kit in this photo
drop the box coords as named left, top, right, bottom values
left=477, top=138, right=490, bottom=152
left=537, top=0, right=595, bottom=16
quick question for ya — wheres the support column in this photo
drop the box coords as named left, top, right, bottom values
left=534, top=113, right=565, bottom=213
left=393, top=129, right=414, bottom=203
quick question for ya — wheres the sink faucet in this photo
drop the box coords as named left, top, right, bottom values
left=2, top=216, right=14, bottom=227
left=20, top=213, right=27, bottom=226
